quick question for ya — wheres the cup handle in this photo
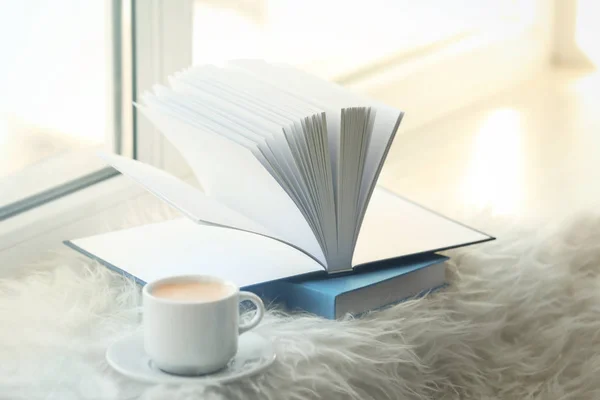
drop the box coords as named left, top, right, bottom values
left=238, top=291, right=265, bottom=334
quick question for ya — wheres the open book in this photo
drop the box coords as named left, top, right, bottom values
left=77, top=60, right=492, bottom=285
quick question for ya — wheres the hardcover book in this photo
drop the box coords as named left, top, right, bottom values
left=66, top=60, right=492, bottom=291
left=247, top=254, right=448, bottom=319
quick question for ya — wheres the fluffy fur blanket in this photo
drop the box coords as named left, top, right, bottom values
left=2, top=208, right=600, bottom=400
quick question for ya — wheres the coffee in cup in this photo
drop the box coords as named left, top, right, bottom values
left=143, top=275, right=265, bottom=376
left=151, top=281, right=234, bottom=302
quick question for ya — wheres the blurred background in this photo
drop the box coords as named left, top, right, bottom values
left=0, top=0, right=599, bottom=221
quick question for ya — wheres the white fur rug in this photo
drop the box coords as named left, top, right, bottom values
left=2, top=208, right=600, bottom=399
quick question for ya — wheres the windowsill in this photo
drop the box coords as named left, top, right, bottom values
left=0, top=168, right=202, bottom=270
left=0, top=147, right=113, bottom=218
left=0, top=173, right=142, bottom=266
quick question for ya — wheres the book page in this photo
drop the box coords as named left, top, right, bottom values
left=352, top=187, right=493, bottom=267
left=166, top=79, right=316, bottom=215
left=355, top=106, right=403, bottom=230
left=229, top=60, right=404, bottom=245
left=130, top=108, right=327, bottom=267
left=174, top=67, right=340, bottom=266
left=141, top=93, right=260, bottom=150
left=334, top=107, right=375, bottom=271
left=168, top=75, right=328, bottom=250
left=145, top=90, right=319, bottom=234
left=68, top=219, right=325, bottom=288
left=100, top=153, right=272, bottom=235
left=138, top=61, right=405, bottom=272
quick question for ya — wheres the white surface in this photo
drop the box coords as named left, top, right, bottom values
left=143, top=276, right=265, bottom=375
left=352, top=187, right=491, bottom=266
left=69, top=218, right=324, bottom=288
left=106, top=331, right=276, bottom=384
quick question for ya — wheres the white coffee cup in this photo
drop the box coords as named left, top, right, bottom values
left=143, top=275, right=265, bottom=375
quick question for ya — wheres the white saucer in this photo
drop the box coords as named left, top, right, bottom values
left=106, top=332, right=276, bottom=384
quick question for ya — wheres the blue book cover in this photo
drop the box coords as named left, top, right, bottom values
left=247, top=253, right=448, bottom=319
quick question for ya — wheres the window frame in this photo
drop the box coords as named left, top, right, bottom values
left=0, top=0, right=136, bottom=221
left=133, top=0, right=193, bottom=176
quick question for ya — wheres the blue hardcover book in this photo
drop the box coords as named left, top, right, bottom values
left=247, top=253, right=448, bottom=319
left=64, top=61, right=493, bottom=299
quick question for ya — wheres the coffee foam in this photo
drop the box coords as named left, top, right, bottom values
left=151, top=281, right=234, bottom=302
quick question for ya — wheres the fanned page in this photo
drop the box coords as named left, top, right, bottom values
left=114, top=60, right=405, bottom=273
left=228, top=63, right=401, bottom=198
left=100, top=153, right=273, bottom=236
left=135, top=105, right=326, bottom=267
left=229, top=60, right=404, bottom=271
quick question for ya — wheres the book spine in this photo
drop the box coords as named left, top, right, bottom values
left=247, top=281, right=337, bottom=319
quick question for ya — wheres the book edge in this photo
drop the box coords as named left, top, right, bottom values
left=370, top=186, right=496, bottom=240
left=352, top=110, right=405, bottom=246
left=64, top=240, right=147, bottom=286
left=352, top=236, right=494, bottom=270
left=64, top=238, right=328, bottom=288
left=336, top=282, right=450, bottom=319
left=314, top=254, right=448, bottom=295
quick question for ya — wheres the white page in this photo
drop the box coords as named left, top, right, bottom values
left=168, top=76, right=327, bottom=250
left=299, top=115, right=334, bottom=255
left=179, top=75, right=335, bottom=252
left=167, top=75, right=326, bottom=253
left=227, top=61, right=330, bottom=111
left=334, top=108, right=357, bottom=270
left=142, top=62, right=407, bottom=271
left=172, top=75, right=321, bottom=189
left=169, top=78, right=281, bottom=141
left=352, top=108, right=375, bottom=244
left=307, top=114, right=337, bottom=259
left=176, top=71, right=310, bottom=125
left=229, top=60, right=403, bottom=233
left=352, top=187, right=492, bottom=266
left=264, top=63, right=402, bottom=225
left=148, top=94, right=308, bottom=225
left=333, top=107, right=377, bottom=271
left=69, top=219, right=324, bottom=288
left=186, top=65, right=325, bottom=118
left=142, top=94, right=259, bottom=150
left=356, top=106, right=403, bottom=223
left=132, top=107, right=326, bottom=266
left=99, top=152, right=273, bottom=236
left=225, top=63, right=343, bottom=201
left=170, top=76, right=318, bottom=211
left=152, top=87, right=268, bottom=146
left=205, top=71, right=341, bottom=266
left=325, top=109, right=341, bottom=204
left=166, top=80, right=315, bottom=209
left=267, top=134, right=317, bottom=216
